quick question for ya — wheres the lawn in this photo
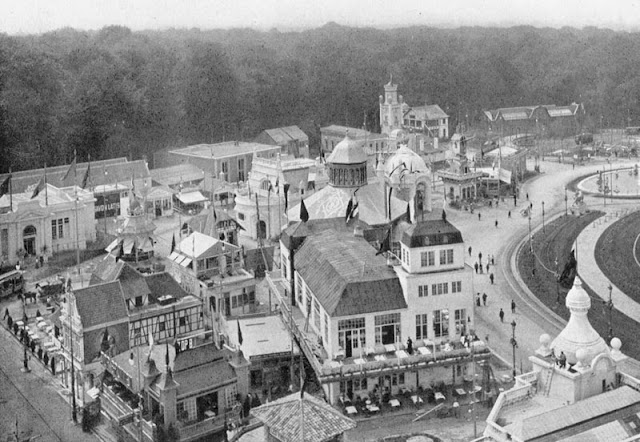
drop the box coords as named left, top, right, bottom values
left=595, top=211, right=640, bottom=305
left=517, top=211, right=640, bottom=360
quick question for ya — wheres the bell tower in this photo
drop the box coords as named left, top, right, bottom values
left=379, top=75, right=403, bottom=135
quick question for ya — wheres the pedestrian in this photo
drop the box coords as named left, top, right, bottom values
left=407, top=337, right=413, bottom=355
left=490, top=273, right=495, bottom=284
left=511, top=299, right=516, bottom=314
left=495, top=219, right=499, bottom=228
left=476, top=293, right=481, bottom=307
left=486, top=262, right=490, bottom=272
left=479, top=252, right=483, bottom=262
left=491, top=255, right=495, bottom=266
left=513, top=195, right=517, bottom=206
left=485, top=334, right=490, bottom=345
left=7, top=315, right=12, bottom=328
left=572, top=163, right=575, bottom=170
left=558, top=351, right=567, bottom=369
left=478, top=212, right=481, bottom=221
left=482, top=292, right=487, bottom=306
left=36, top=310, right=41, bottom=318
left=43, top=352, right=49, bottom=366
left=508, top=210, right=511, bottom=218
left=468, top=246, right=472, bottom=257
left=479, top=263, right=483, bottom=273
left=3, top=308, right=8, bottom=319
left=50, top=357, right=56, bottom=375
left=526, top=192, right=529, bottom=201
left=530, top=202, right=533, bottom=210
left=499, top=308, right=505, bottom=323
left=474, top=262, right=479, bottom=273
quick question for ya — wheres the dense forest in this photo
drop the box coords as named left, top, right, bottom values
left=2, top=23, right=640, bottom=173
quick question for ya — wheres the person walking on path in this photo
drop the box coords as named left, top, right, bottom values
left=468, top=246, right=472, bottom=257
left=478, top=252, right=483, bottom=263
left=482, top=293, right=487, bottom=306
left=479, top=263, right=483, bottom=274
left=490, top=272, right=495, bottom=284
left=495, top=219, right=499, bottom=228
left=474, top=262, right=479, bottom=273
left=476, top=294, right=481, bottom=307
left=491, top=255, right=495, bottom=266
left=499, top=308, right=505, bottom=323
left=478, top=212, right=481, bottom=221
left=508, top=210, right=511, bottom=218
left=511, top=299, right=516, bottom=314
left=486, top=262, right=491, bottom=273
left=526, top=193, right=529, bottom=201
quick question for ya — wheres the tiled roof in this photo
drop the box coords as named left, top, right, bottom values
left=281, top=126, right=309, bottom=141
left=263, top=126, right=309, bottom=145
left=321, top=125, right=371, bottom=139
left=518, top=386, right=640, bottom=440
left=187, top=208, right=240, bottom=237
left=177, top=231, right=219, bottom=258
left=326, top=135, right=368, bottom=164
left=0, top=158, right=150, bottom=194
left=252, top=392, right=356, bottom=442
left=91, top=257, right=150, bottom=299
left=91, top=255, right=125, bottom=283
left=401, top=219, right=464, bottom=248
left=404, top=104, right=449, bottom=120
left=173, top=344, right=236, bottom=397
left=295, top=230, right=406, bottom=317
left=74, top=281, right=128, bottom=329
left=144, top=272, right=188, bottom=303
left=281, top=218, right=356, bottom=250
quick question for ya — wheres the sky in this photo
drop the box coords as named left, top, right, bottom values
left=2, top=0, right=640, bottom=35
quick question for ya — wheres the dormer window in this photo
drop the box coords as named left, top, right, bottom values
left=135, top=296, right=143, bottom=307
left=422, top=236, right=431, bottom=246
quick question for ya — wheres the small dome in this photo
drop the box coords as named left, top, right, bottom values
left=326, top=133, right=368, bottom=164
left=611, top=337, right=622, bottom=351
left=565, top=276, right=590, bottom=311
left=385, top=144, right=430, bottom=179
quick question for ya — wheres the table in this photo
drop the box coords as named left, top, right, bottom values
left=204, top=410, right=216, bottom=418
left=468, top=385, right=482, bottom=394
left=417, top=346, right=431, bottom=355
left=354, top=358, right=367, bottom=365
left=345, top=406, right=357, bottom=415
left=411, top=395, right=423, bottom=405
left=15, top=320, right=24, bottom=328
left=389, top=399, right=401, bottom=408
left=366, top=404, right=380, bottom=412
left=455, top=388, right=467, bottom=397
left=435, top=392, right=446, bottom=402
left=395, top=350, right=408, bottom=358
left=384, top=344, right=396, bottom=353
left=374, top=355, right=386, bottom=361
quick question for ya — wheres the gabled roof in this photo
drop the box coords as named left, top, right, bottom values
left=144, top=272, right=189, bottom=303
left=281, top=218, right=356, bottom=251
left=403, top=104, right=449, bottom=120
left=170, top=141, right=279, bottom=159
left=187, top=208, right=240, bottom=237
left=295, top=230, right=406, bottom=317
left=263, top=126, right=309, bottom=145
left=74, top=281, right=128, bottom=329
left=177, top=231, right=219, bottom=258
left=401, top=219, right=464, bottom=248
left=150, top=163, right=205, bottom=187
left=252, top=392, right=356, bottom=442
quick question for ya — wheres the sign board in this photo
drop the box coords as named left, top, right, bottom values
left=498, top=168, right=512, bottom=184
left=95, top=192, right=122, bottom=219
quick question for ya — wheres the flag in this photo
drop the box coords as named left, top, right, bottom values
left=0, top=174, right=10, bottom=198
left=81, top=162, right=91, bottom=189
left=283, top=183, right=290, bottom=212
left=148, top=328, right=154, bottom=355
left=275, top=176, right=280, bottom=194
left=376, top=229, right=391, bottom=256
left=61, top=158, right=76, bottom=182
left=387, top=187, right=393, bottom=219
left=237, top=320, right=243, bottom=346
left=268, top=181, right=273, bottom=193
left=345, top=195, right=359, bottom=224
left=31, top=176, right=45, bottom=199
left=300, top=198, right=309, bottom=222
left=345, top=197, right=353, bottom=222
left=442, top=209, right=447, bottom=221
left=170, top=233, right=176, bottom=253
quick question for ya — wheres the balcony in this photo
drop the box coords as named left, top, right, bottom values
left=176, top=408, right=240, bottom=442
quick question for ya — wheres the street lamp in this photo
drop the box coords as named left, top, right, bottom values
left=542, top=201, right=545, bottom=234
left=606, top=283, right=614, bottom=343
left=510, top=320, right=518, bottom=378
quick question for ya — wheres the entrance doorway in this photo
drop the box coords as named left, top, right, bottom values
left=23, top=225, right=37, bottom=256
left=257, top=220, right=266, bottom=239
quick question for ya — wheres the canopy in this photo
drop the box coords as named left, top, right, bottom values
left=176, top=191, right=208, bottom=205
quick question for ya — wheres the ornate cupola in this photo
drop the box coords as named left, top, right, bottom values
left=551, top=276, right=609, bottom=365
left=326, top=132, right=368, bottom=189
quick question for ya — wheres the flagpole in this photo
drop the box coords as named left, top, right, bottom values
left=9, top=167, right=12, bottom=212
left=103, top=163, right=108, bottom=236
left=45, top=163, right=48, bottom=206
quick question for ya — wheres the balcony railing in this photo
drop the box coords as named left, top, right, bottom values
left=177, top=408, right=240, bottom=441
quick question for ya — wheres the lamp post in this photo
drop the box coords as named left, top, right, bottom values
left=21, top=297, right=30, bottom=373
left=542, top=201, right=545, bottom=234
left=606, top=283, right=614, bottom=344
left=510, top=320, right=518, bottom=378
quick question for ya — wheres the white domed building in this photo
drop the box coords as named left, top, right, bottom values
left=483, top=276, right=640, bottom=441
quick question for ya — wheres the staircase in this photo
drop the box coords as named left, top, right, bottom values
left=542, top=365, right=555, bottom=396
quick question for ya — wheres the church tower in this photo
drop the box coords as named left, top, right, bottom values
left=379, top=76, right=403, bottom=135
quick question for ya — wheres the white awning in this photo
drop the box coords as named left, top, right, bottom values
left=168, top=252, right=180, bottom=262
left=139, top=237, right=154, bottom=252
left=180, top=257, right=192, bottom=267
left=176, top=191, right=207, bottom=205
left=105, top=239, right=120, bottom=253
left=174, top=255, right=186, bottom=265
left=123, top=238, right=135, bottom=254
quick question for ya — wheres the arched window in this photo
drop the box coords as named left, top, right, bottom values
left=23, top=225, right=36, bottom=237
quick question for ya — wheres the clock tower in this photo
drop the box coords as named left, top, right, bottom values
left=379, top=75, right=403, bottom=135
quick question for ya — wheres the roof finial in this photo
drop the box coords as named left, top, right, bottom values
left=390, top=73, right=393, bottom=84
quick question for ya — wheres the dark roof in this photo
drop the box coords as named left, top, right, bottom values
left=187, top=208, right=241, bottom=237
left=295, top=230, right=406, bottom=317
left=401, top=219, right=463, bottom=248
left=91, top=257, right=150, bottom=300
left=244, top=246, right=274, bottom=273
left=252, top=392, right=356, bottom=442
left=281, top=218, right=357, bottom=251
left=74, top=281, right=128, bottom=329
left=173, top=344, right=237, bottom=397
left=0, top=158, right=150, bottom=193
left=144, top=272, right=189, bottom=303
left=91, top=255, right=125, bottom=283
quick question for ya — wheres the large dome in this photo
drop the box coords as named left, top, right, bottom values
left=326, top=133, right=368, bottom=164
left=385, top=144, right=430, bottom=179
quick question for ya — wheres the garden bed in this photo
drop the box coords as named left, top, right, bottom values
left=517, top=211, right=640, bottom=360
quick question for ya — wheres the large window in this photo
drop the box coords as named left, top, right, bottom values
left=238, top=158, right=245, bottom=182
left=433, top=309, right=449, bottom=338
left=454, top=309, right=467, bottom=335
left=375, top=313, right=401, bottom=345
left=418, top=285, right=428, bottom=297
left=431, top=282, right=448, bottom=296
left=416, top=314, right=428, bottom=340
left=451, top=281, right=462, bottom=293
left=421, top=251, right=435, bottom=267
left=439, top=249, right=454, bottom=265
left=51, top=218, right=69, bottom=240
